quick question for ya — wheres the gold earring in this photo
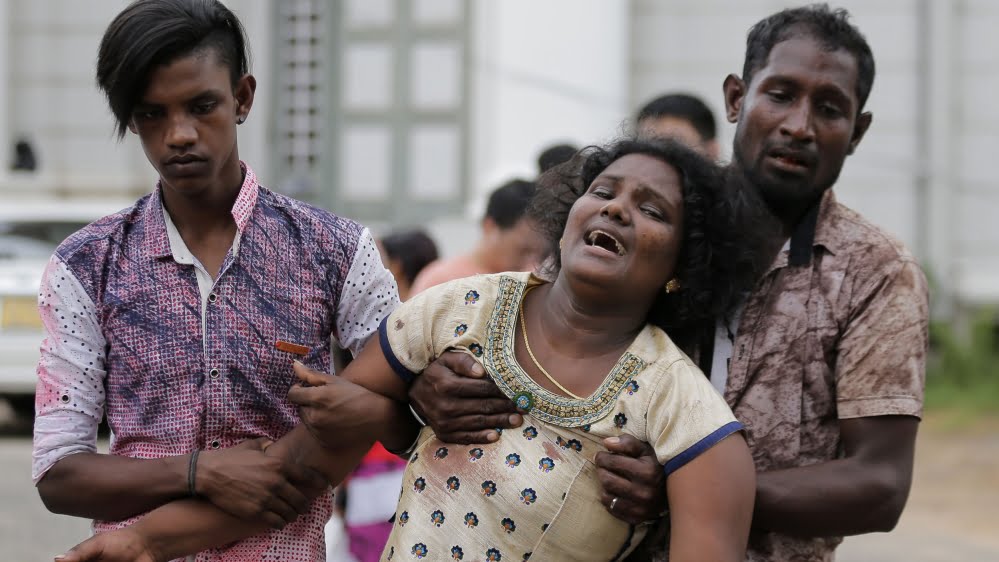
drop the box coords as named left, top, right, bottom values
left=665, top=278, right=681, bottom=294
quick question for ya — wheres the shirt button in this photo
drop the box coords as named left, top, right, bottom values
left=209, top=368, right=220, bottom=379
left=208, top=293, right=218, bottom=303
left=210, top=440, right=221, bottom=449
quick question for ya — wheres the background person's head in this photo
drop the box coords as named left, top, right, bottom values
left=96, top=0, right=255, bottom=196
left=724, top=3, right=874, bottom=221
left=536, top=143, right=579, bottom=174
left=479, top=178, right=547, bottom=273
left=635, top=93, right=720, bottom=160
left=530, top=138, right=762, bottom=347
left=378, top=230, right=439, bottom=301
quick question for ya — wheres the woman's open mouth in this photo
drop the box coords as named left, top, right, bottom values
left=585, top=229, right=625, bottom=256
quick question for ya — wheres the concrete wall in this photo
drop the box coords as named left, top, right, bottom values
left=951, top=0, right=999, bottom=306
left=469, top=0, right=630, bottom=196
left=413, top=0, right=633, bottom=259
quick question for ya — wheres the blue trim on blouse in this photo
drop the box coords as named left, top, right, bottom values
left=662, top=421, right=744, bottom=476
left=378, top=316, right=418, bottom=383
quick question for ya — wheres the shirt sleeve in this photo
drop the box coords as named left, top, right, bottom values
left=835, top=259, right=929, bottom=419
left=32, top=256, right=107, bottom=484
left=377, top=280, right=459, bottom=383
left=646, top=358, right=742, bottom=477
left=335, top=228, right=402, bottom=357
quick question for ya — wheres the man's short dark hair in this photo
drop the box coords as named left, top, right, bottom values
left=485, top=179, right=536, bottom=229
left=636, top=93, right=717, bottom=143
left=537, top=143, right=579, bottom=174
left=96, top=0, right=250, bottom=139
left=380, top=230, right=439, bottom=286
left=743, top=3, right=875, bottom=111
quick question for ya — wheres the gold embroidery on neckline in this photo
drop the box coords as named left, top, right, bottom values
left=483, top=276, right=646, bottom=428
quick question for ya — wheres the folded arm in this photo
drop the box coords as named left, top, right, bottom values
left=753, top=261, right=926, bottom=536
left=753, top=415, right=918, bottom=536
left=59, top=341, right=416, bottom=562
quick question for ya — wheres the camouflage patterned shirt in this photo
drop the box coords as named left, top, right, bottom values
left=727, top=189, right=928, bottom=561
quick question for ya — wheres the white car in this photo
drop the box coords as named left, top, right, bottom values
left=0, top=199, right=133, bottom=417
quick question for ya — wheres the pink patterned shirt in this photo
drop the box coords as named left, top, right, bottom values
left=32, top=164, right=399, bottom=561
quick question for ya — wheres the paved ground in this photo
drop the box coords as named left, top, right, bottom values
left=2, top=401, right=997, bottom=561
left=837, top=413, right=999, bottom=561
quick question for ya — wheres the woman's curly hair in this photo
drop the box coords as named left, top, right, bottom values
left=528, top=137, right=768, bottom=349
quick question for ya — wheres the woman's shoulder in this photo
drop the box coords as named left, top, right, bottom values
left=630, top=325, right=719, bottom=400
left=419, top=270, right=530, bottom=293
left=631, top=324, right=696, bottom=372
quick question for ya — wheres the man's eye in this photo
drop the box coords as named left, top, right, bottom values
left=134, top=109, right=160, bottom=120
left=591, top=187, right=612, bottom=199
left=819, top=103, right=843, bottom=117
left=767, top=91, right=791, bottom=103
left=193, top=102, right=217, bottom=114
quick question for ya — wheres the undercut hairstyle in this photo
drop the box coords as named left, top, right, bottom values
left=485, top=179, right=537, bottom=229
left=96, top=0, right=250, bottom=139
left=529, top=138, right=768, bottom=349
left=743, top=3, right=875, bottom=112
left=635, top=93, right=717, bottom=143
left=537, top=143, right=580, bottom=174
left=379, top=230, right=440, bottom=286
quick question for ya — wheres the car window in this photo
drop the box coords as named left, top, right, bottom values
left=0, top=221, right=89, bottom=260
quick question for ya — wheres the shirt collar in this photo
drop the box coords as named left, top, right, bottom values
left=758, top=189, right=837, bottom=274
left=230, top=163, right=260, bottom=233
left=811, top=189, right=840, bottom=255
left=788, top=188, right=838, bottom=267
left=144, top=161, right=260, bottom=261
left=143, top=193, right=173, bottom=259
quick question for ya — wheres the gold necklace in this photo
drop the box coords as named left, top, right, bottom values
left=519, top=285, right=584, bottom=400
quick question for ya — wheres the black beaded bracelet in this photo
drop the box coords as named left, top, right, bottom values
left=188, top=449, right=200, bottom=497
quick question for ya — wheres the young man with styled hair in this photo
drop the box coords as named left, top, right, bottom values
left=34, top=1, right=414, bottom=559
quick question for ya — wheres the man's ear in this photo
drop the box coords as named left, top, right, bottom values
left=127, top=119, right=138, bottom=135
left=234, top=74, right=257, bottom=122
left=481, top=216, right=497, bottom=234
left=723, top=74, right=746, bottom=124
left=847, top=111, right=872, bottom=155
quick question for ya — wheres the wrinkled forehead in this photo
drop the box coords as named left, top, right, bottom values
left=754, top=35, right=861, bottom=100
left=600, top=154, right=683, bottom=197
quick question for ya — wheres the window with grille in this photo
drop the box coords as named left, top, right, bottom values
left=272, top=0, right=325, bottom=200
left=272, top=0, right=470, bottom=224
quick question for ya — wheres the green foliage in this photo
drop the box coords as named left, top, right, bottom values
left=924, top=310, right=999, bottom=419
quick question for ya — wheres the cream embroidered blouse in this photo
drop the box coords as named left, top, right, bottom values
left=377, top=272, right=741, bottom=561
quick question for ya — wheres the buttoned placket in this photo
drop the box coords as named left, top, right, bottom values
left=723, top=241, right=790, bottom=406
left=162, top=203, right=242, bottom=452
left=199, top=250, right=240, bottom=452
